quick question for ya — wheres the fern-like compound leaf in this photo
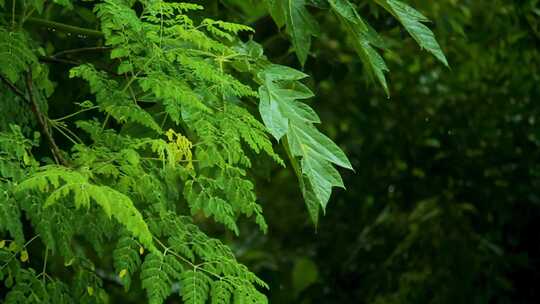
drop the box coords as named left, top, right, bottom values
left=16, top=166, right=155, bottom=252
left=179, top=270, right=211, bottom=304
left=113, top=235, right=143, bottom=291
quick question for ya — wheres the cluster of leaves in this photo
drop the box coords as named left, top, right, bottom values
left=263, top=0, right=447, bottom=95
left=0, top=0, right=446, bottom=302
left=231, top=0, right=540, bottom=303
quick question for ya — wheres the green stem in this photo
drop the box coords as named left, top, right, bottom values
left=41, top=248, right=48, bottom=285
left=52, top=106, right=100, bottom=122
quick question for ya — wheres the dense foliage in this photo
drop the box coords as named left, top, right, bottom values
left=2, top=0, right=539, bottom=303
left=0, top=0, right=449, bottom=303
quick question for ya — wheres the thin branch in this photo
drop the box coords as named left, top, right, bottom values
left=52, top=46, right=112, bottom=58
left=0, top=235, right=41, bottom=272
left=0, top=74, right=27, bottom=101
left=41, top=248, right=48, bottom=285
left=24, top=17, right=104, bottom=38
left=25, top=71, right=68, bottom=166
left=52, top=105, right=100, bottom=121
left=39, top=56, right=81, bottom=66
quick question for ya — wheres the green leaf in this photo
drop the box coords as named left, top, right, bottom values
left=259, top=65, right=352, bottom=223
left=113, top=235, right=142, bottom=291
left=377, top=0, right=448, bottom=66
left=288, top=123, right=352, bottom=169
left=258, top=85, right=289, bottom=140
left=279, top=98, right=320, bottom=123
left=211, top=280, right=232, bottom=304
left=260, top=64, right=309, bottom=81
left=330, top=0, right=390, bottom=95
left=180, top=270, right=211, bottom=304
left=258, top=64, right=319, bottom=139
left=300, top=176, right=322, bottom=225
left=17, top=167, right=156, bottom=252
left=301, top=146, right=345, bottom=209
left=286, top=123, right=349, bottom=215
left=265, top=0, right=286, bottom=27
left=328, top=0, right=358, bottom=23
left=281, top=0, right=320, bottom=65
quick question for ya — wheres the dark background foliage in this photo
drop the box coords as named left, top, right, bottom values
left=221, top=0, right=540, bottom=303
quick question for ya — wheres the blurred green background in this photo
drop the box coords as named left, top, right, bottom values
left=220, top=0, right=540, bottom=303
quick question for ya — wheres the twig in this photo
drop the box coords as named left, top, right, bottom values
left=25, top=71, right=68, bottom=166
left=39, top=56, right=80, bottom=66
left=0, top=234, right=41, bottom=272
left=24, top=17, right=104, bottom=38
left=52, top=46, right=111, bottom=58
left=41, top=248, right=48, bottom=285
left=0, top=74, right=27, bottom=100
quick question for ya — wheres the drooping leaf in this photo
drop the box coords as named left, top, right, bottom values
left=259, top=65, right=353, bottom=223
left=288, top=123, right=352, bottom=169
left=330, top=0, right=390, bottom=95
left=377, top=0, right=448, bottom=66
left=280, top=0, right=320, bottom=65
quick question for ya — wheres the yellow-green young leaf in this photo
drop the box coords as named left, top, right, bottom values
left=87, top=286, right=94, bottom=296
left=20, top=250, right=29, bottom=262
left=119, top=269, right=128, bottom=278
left=0, top=240, right=5, bottom=248
left=65, top=258, right=75, bottom=267
left=377, top=0, right=448, bottom=66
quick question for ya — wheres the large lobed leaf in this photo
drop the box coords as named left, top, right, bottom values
left=258, top=64, right=352, bottom=225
